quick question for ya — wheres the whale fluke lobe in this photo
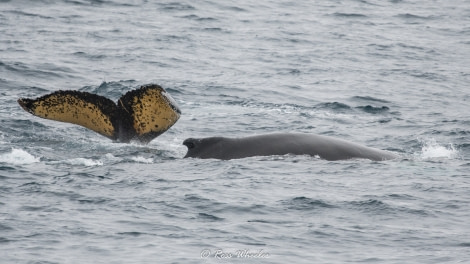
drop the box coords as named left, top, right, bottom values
left=18, top=90, right=119, bottom=140
left=118, top=85, right=181, bottom=143
left=18, top=84, right=181, bottom=143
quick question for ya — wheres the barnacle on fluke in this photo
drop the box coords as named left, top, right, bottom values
left=18, top=84, right=181, bottom=143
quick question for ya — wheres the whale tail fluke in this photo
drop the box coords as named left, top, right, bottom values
left=18, top=84, right=181, bottom=143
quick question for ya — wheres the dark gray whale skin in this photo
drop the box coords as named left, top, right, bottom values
left=183, top=133, right=398, bottom=161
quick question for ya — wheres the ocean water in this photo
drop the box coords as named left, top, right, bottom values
left=1, top=0, right=469, bottom=263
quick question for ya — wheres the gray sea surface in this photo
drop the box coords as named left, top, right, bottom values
left=1, top=0, right=469, bottom=263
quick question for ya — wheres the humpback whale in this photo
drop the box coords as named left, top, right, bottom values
left=18, top=84, right=181, bottom=143
left=183, top=133, right=398, bottom=161
left=18, top=84, right=397, bottom=161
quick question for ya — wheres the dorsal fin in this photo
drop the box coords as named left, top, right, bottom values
left=18, top=90, right=119, bottom=140
left=118, top=84, right=181, bottom=143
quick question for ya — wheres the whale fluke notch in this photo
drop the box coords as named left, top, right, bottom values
left=18, top=84, right=181, bottom=143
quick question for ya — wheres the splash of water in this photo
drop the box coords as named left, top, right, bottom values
left=419, top=139, right=458, bottom=160
left=0, top=148, right=40, bottom=165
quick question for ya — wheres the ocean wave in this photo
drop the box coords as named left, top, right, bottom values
left=332, top=12, right=368, bottom=18
left=356, top=105, right=390, bottom=114
left=46, top=153, right=158, bottom=167
left=282, top=196, right=335, bottom=210
left=159, top=2, right=195, bottom=11
left=60, top=157, right=104, bottom=166
left=315, top=102, right=352, bottom=111
left=351, top=96, right=391, bottom=104
left=347, top=199, right=430, bottom=216
left=395, top=13, right=441, bottom=21
left=129, top=156, right=154, bottom=164
left=0, top=148, right=40, bottom=165
left=181, top=14, right=218, bottom=22
left=79, top=80, right=139, bottom=100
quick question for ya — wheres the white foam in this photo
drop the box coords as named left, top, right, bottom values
left=63, top=158, right=103, bottom=166
left=103, top=153, right=122, bottom=162
left=419, top=139, right=458, bottom=160
left=0, top=148, right=40, bottom=165
left=131, top=156, right=154, bottom=163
